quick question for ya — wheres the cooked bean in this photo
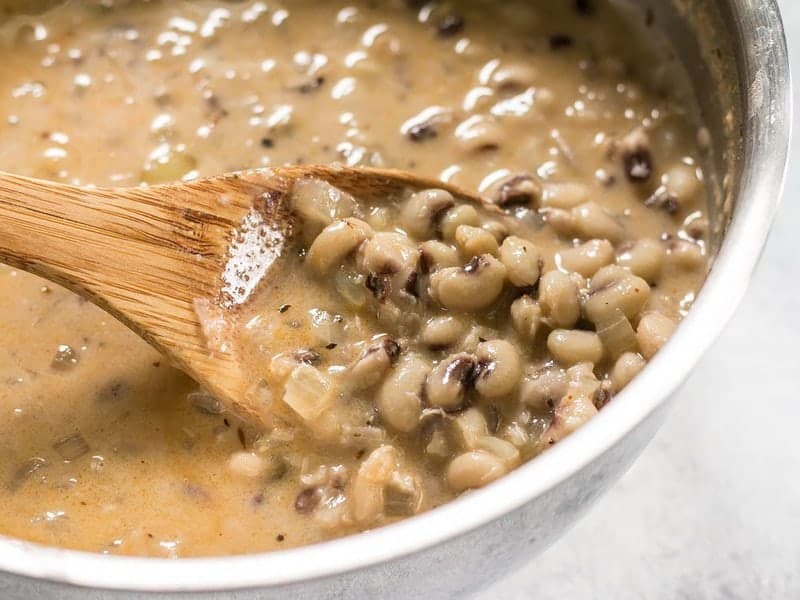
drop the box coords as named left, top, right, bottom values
left=429, top=254, right=507, bottom=312
left=663, top=163, right=701, bottom=206
left=421, top=316, right=467, bottom=349
left=455, top=224, right=499, bottom=258
left=439, top=204, right=480, bottom=240
left=488, top=173, right=542, bottom=208
left=452, top=407, right=489, bottom=449
left=476, top=436, right=520, bottom=466
left=498, top=235, right=540, bottom=287
left=636, top=312, right=677, bottom=359
left=545, top=363, right=600, bottom=443
left=557, top=239, right=614, bottom=277
left=376, top=354, right=428, bottom=432
left=454, top=115, right=503, bottom=152
left=616, top=238, right=664, bottom=283
left=446, top=450, right=507, bottom=492
left=583, top=265, right=651, bottom=325
left=400, top=188, right=454, bottom=239
left=542, top=181, right=590, bottom=209
left=571, top=202, right=625, bottom=243
left=424, top=353, right=477, bottom=411
left=350, top=337, right=401, bottom=390
left=611, top=351, right=646, bottom=391
left=475, top=340, right=521, bottom=399
left=419, top=240, right=460, bottom=271
left=306, top=218, right=373, bottom=274
left=490, top=63, right=537, bottom=92
left=543, top=207, right=575, bottom=237
left=667, top=239, right=705, bottom=270
left=509, top=295, right=541, bottom=341
left=619, top=127, right=653, bottom=183
left=358, top=231, right=418, bottom=276
left=547, top=329, right=603, bottom=365
left=518, top=365, right=567, bottom=411
left=538, top=270, right=581, bottom=328
left=481, top=220, right=509, bottom=243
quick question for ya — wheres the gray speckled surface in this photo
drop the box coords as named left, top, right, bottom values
left=479, top=2, right=800, bottom=597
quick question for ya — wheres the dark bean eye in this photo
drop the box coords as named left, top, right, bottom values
left=436, top=15, right=464, bottom=37
left=623, top=148, right=653, bottom=182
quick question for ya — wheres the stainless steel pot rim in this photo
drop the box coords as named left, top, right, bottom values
left=0, top=1, right=790, bottom=592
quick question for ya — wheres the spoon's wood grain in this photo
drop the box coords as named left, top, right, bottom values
left=0, top=166, right=483, bottom=424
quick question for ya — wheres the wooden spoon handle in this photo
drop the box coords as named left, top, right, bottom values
left=0, top=173, right=210, bottom=342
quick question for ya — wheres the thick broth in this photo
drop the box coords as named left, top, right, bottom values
left=0, top=0, right=708, bottom=556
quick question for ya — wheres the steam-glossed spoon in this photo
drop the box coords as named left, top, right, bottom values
left=0, top=166, right=484, bottom=425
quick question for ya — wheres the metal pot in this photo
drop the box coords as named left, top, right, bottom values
left=0, top=1, right=790, bottom=598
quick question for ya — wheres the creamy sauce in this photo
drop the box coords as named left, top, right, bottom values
left=0, top=0, right=708, bottom=556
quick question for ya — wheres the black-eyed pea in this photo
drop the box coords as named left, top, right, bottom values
left=421, top=315, right=467, bottom=349
left=365, top=206, right=393, bottom=230
left=447, top=450, right=507, bottom=492
left=376, top=354, right=428, bottom=432
left=547, top=329, right=604, bottom=366
left=439, top=204, right=480, bottom=240
left=571, top=202, right=625, bottom=243
left=350, top=338, right=401, bottom=390
left=546, top=365, right=599, bottom=443
left=543, top=208, right=575, bottom=237
left=400, top=188, right=454, bottom=239
left=420, top=240, right=460, bottom=271
left=306, top=218, right=373, bottom=274
left=429, top=254, right=507, bottom=311
left=477, top=436, right=520, bottom=466
left=475, top=340, right=522, bottom=399
left=542, top=181, right=590, bottom=209
left=424, top=353, right=477, bottom=411
left=557, top=239, right=614, bottom=277
left=481, top=220, right=509, bottom=243
left=452, top=407, right=489, bottom=449
left=358, top=231, right=417, bottom=275
left=663, top=163, right=701, bottom=206
left=487, top=173, right=542, bottom=209
left=539, top=270, right=581, bottom=328
left=455, top=224, right=499, bottom=258
left=454, top=115, right=503, bottom=152
left=489, top=63, right=537, bottom=92
left=611, top=351, right=646, bottom=391
left=636, top=312, right=677, bottom=359
left=616, top=238, right=665, bottom=283
left=460, top=325, right=500, bottom=353
left=518, top=365, right=568, bottom=411
left=667, top=239, right=705, bottom=271
left=498, top=235, right=541, bottom=287
left=510, top=295, right=541, bottom=341
left=583, top=265, right=651, bottom=325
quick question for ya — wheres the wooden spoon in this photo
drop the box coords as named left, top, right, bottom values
left=0, top=166, right=484, bottom=425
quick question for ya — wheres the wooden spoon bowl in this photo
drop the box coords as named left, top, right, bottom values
left=0, top=166, right=484, bottom=424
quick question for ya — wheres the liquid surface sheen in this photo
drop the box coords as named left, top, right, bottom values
left=0, top=0, right=709, bottom=556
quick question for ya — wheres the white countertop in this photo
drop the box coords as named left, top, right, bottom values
left=482, top=2, right=800, bottom=597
